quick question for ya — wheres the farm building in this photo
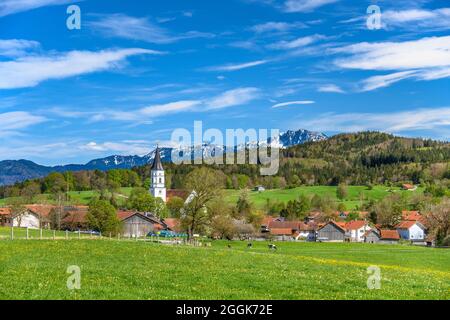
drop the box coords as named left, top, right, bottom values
left=364, top=229, right=400, bottom=244
left=317, top=221, right=346, bottom=242
left=267, top=220, right=316, bottom=241
left=118, top=211, right=165, bottom=238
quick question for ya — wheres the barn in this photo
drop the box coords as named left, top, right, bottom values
left=317, top=221, right=346, bottom=242
left=118, top=211, right=165, bottom=238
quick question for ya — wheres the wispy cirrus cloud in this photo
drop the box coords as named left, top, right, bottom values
left=295, top=107, right=450, bottom=136
left=80, top=141, right=151, bottom=155
left=51, top=87, right=261, bottom=123
left=0, top=48, right=163, bottom=89
left=88, top=14, right=214, bottom=44
left=333, top=35, right=450, bottom=90
left=206, top=87, right=261, bottom=109
left=272, top=100, right=315, bottom=108
left=204, top=60, right=269, bottom=72
left=250, top=21, right=307, bottom=34
left=360, top=71, right=417, bottom=92
left=0, top=39, right=40, bottom=57
left=317, top=84, right=344, bottom=93
left=0, top=0, right=76, bottom=17
left=267, top=34, right=327, bottom=50
left=283, top=0, right=339, bottom=12
left=0, top=111, right=46, bottom=137
left=381, top=8, right=450, bottom=31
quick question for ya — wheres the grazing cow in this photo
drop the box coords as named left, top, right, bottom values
left=268, top=244, right=277, bottom=251
left=247, top=243, right=253, bottom=249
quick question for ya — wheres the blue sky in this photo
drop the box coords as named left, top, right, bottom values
left=0, top=0, right=449, bottom=165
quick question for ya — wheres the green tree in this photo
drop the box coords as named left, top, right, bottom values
left=126, top=187, right=158, bottom=212
left=167, top=196, right=184, bottom=218
left=86, top=200, right=121, bottom=235
left=337, top=183, right=348, bottom=200
left=182, top=168, right=224, bottom=239
left=20, top=181, right=41, bottom=203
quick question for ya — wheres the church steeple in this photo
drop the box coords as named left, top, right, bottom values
left=150, top=146, right=166, bottom=202
left=151, top=146, right=164, bottom=171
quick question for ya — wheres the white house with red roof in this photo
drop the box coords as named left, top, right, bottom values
left=396, top=220, right=426, bottom=242
left=345, top=220, right=372, bottom=242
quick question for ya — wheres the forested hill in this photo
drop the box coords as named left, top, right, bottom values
left=137, top=132, right=450, bottom=188
left=1, top=132, right=449, bottom=198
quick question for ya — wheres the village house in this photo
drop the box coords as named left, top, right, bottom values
left=402, top=184, right=417, bottom=191
left=396, top=220, right=426, bottom=243
left=0, top=204, right=54, bottom=229
left=364, top=229, right=400, bottom=244
left=345, top=220, right=372, bottom=242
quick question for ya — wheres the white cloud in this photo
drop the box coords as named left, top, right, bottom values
left=250, top=21, right=307, bottom=33
left=0, top=111, right=46, bottom=136
left=295, top=107, right=450, bottom=134
left=0, top=39, right=40, bottom=57
left=88, top=14, right=214, bottom=44
left=272, top=100, right=315, bottom=108
left=80, top=141, right=150, bottom=155
left=207, top=88, right=261, bottom=109
left=284, top=0, right=339, bottom=12
left=205, top=60, right=269, bottom=72
left=382, top=8, right=450, bottom=31
left=333, top=36, right=450, bottom=90
left=334, top=36, right=450, bottom=71
left=317, top=84, right=344, bottom=93
left=0, top=48, right=162, bottom=89
left=56, top=88, right=261, bottom=123
left=140, top=100, right=202, bottom=117
left=361, top=71, right=417, bottom=92
left=267, top=34, right=327, bottom=50
left=0, top=0, right=75, bottom=17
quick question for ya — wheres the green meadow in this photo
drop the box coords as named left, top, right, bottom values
left=0, top=239, right=448, bottom=300
left=225, top=186, right=423, bottom=210
left=0, top=186, right=423, bottom=210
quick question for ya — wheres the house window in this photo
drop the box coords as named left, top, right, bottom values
left=159, top=178, right=162, bottom=183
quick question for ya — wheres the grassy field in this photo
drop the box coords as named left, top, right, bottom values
left=225, top=186, right=423, bottom=210
left=0, top=187, right=133, bottom=206
left=0, top=239, right=448, bottom=300
left=0, top=227, right=99, bottom=240
left=0, top=186, right=422, bottom=210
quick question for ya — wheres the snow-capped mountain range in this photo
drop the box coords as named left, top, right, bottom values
left=0, top=129, right=327, bottom=185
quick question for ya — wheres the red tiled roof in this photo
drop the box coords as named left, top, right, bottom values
left=345, top=220, right=368, bottom=230
left=380, top=230, right=400, bottom=240
left=402, top=184, right=415, bottom=190
left=167, top=189, right=189, bottom=201
left=269, top=221, right=302, bottom=229
left=0, top=207, right=11, bottom=216
left=24, top=204, right=55, bottom=217
left=318, top=221, right=346, bottom=232
left=163, top=218, right=181, bottom=232
left=396, top=220, right=417, bottom=229
left=261, top=216, right=276, bottom=226
left=62, top=211, right=88, bottom=224
left=402, top=211, right=422, bottom=221
left=117, top=210, right=137, bottom=221
left=270, top=228, right=294, bottom=236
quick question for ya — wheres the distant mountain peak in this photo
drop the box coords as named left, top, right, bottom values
left=0, top=129, right=326, bottom=185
